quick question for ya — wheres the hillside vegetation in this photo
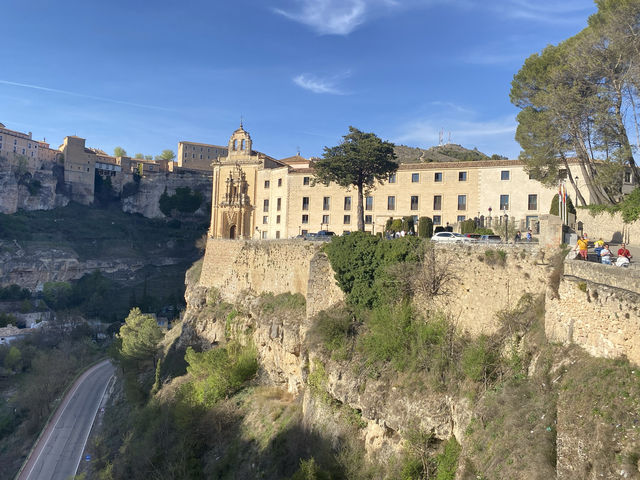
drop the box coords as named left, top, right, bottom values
left=394, top=144, right=508, bottom=164
left=90, top=235, right=640, bottom=479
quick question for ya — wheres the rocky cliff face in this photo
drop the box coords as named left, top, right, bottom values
left=177, top=244, right=640, bottom=478
left=0, top=167, right=68, bottom=215
left=122, top=171, right=213, bottom=218
left=0, top=241, right=186, bottom=290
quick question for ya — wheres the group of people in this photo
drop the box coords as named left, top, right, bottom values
left=515, top=229, right=533, bottom=242
left=576, top=233, right=633, bottom=267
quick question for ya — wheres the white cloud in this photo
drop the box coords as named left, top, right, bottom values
left=273, top=0, right=403, bottom=35
left=293, top=73, right=349, bottom=94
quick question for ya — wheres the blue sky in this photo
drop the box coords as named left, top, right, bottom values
left=1, top=0, right=596, bottom=160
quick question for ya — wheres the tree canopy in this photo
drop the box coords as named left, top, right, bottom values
left=511, top=0, right=640, bottom=206
left=314, top=127, right=397, bottom=231
left=155, top=149, right=176, bottom=162
left=117, top=307, right=163, bottom=365
left=113, top=146, right=127, bottom=157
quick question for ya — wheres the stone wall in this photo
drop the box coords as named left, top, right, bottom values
left=576, top=209, right=640, bottom=245
left=199, top=239, right=340, bottom=311
left=429, top=244, right=549, bottom=336
left=546, top=256, right=640, bottom=365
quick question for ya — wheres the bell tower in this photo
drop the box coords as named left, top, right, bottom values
left=228, top=123, right=252, bottom=159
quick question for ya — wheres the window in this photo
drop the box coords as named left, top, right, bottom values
left=412, top=173, right=420, bottom=183
left=277, top=198, right=282, bottom=211
left=263, top=199, right=269, bottom=212
left=200, top=154, right=202, bottom=159
left=458, top=195, right=467, bottom=211
left=528, top=194, right=538, bottom=210
left=264, top=180, right=270, bottom=188
left=263, top=216, right=268, bottom=224
left=261, top=231, right=267, bottom=239
left=344, top=196, right=351, bottom=210
left=433, top=195, right=442, bottom=210
left=276, top=231, right=280, bottom=239
left=459, top=171, right=467, bottom=181
left=365, top=196, right=373, bottom=211
left=457, top=215, right=466, bottom=222
left=278, top=178, right=282, bottom=187
left=501, top=170, right=510, bottom=181
left=323, top=197, right=330, bottom=210
left=500, top=194, right=509, bottom=210
left=624, top=171, right=632, bottom=183
left=344, top=215, right=351, bottom=224
left=410, top=195, right=419, bottom=210
left=302, top=229, right=308, bottom=235
left=365, top=215, right=373, bottom=224
left=302, top=214, right=309, bottom=224
left=433, top=215, right=442, bottom=225
left=302, top=197, right=309, bottom=211
left=389, top=173, right=396, bottom=183
left=303, top=176, right=310, bottom=185
left=322, top=214, right=330, bottom=224
left=276, top=215, right=281, bottom=224
left=21, top=149, right=25, bottom=155
left=434, top=172, right=443, bottom=182
left=387, top=196, right=396, bottom=210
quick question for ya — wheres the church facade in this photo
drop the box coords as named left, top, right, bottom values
left=204, top=126, right=568, bottom=240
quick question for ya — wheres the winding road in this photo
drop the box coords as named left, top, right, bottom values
left=17, top=360, right=115, bottom=480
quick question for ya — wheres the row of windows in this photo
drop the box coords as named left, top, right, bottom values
left=262, top=198, right=283, bottom=212
left=299, top=170, right=511, bottom=186
left=264, top=178, right=283, bottom=188
left=294, top=194, right=539, bottom=212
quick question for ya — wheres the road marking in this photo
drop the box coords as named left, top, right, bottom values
left=22, top=360, right=110, bottom=480
left=72, top=370, right=114, bottom=477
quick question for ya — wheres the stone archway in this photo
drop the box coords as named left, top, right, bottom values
left=229, top=225, right=237, bottom=239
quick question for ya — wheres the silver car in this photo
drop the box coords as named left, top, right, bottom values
left=431, top=232, right=477, bottom=243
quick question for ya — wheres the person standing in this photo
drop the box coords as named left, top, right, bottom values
left=577, top=234, right=589, bottom=260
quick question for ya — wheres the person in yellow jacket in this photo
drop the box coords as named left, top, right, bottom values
left=577, top=234, right=589, bottom=260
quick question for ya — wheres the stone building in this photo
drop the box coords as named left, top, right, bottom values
left=177, top=140, right=228, bottom=171
left=204, top=126, right=573, bottom=240
left=0, top=122, right=58, bottom=171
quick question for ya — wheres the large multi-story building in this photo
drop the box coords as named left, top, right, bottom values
left=205, top=126, right=568, bottom=240
left=0, top=123, right=58, bottom=171
left=177, top=141, right=228, bottom=171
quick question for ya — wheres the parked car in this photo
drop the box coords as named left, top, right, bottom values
left=316, top=230, right=335, bottom=237
left=465, top=233, right=481, bottom=240
left=479, top=235, right=502, bottom=244
left=431, top=232, right=477, bottom=243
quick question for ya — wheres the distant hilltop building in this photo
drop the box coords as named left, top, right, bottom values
left=202, top=125, right=577, bottom=240
left=0, top=123, right=58, bottom=170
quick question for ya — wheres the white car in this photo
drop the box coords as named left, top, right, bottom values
left=431, top=232, right=477, bottom=243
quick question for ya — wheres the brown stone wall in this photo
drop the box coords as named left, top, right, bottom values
left=576, top=209, right=640, bottom=245
left=199, top=239, right=325, bottom=304
left=546, top=274, right=640, bottom=364
left=428, top=244, right=550, bottom=335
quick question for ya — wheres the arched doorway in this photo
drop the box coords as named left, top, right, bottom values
left=229, top=225, right=236, bottom=239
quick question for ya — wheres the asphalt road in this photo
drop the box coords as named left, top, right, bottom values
left=18, top=360, right=115, bottom=480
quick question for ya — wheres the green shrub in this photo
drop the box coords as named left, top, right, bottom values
left=474, top=228, right=494, bottom=235
left=620, top=187, right=640, bottom=223
left=0, top=284, right=31, bottom=301
left=460, top=219, right=476, bottom=234
left=402, top=216, right=415, bottom=233
left=418, top=216, right=433, bottom=238
left=159, top=187, right=203, bottom=216
left=435, top=437, right=461, bottom=480
left=259, top=292, right=306, bottom=313
left=311, top=308, right=353, bottom=360
left=182, top=341, right=257, bottom=408
left=324, top=232, right=421, bottom=308
left=461, top=336, right=499, bottom=384
left=483, top=249, right=506, bottom=267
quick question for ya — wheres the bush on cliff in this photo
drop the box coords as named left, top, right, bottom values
left=324, top=232, right=421, bottom=309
